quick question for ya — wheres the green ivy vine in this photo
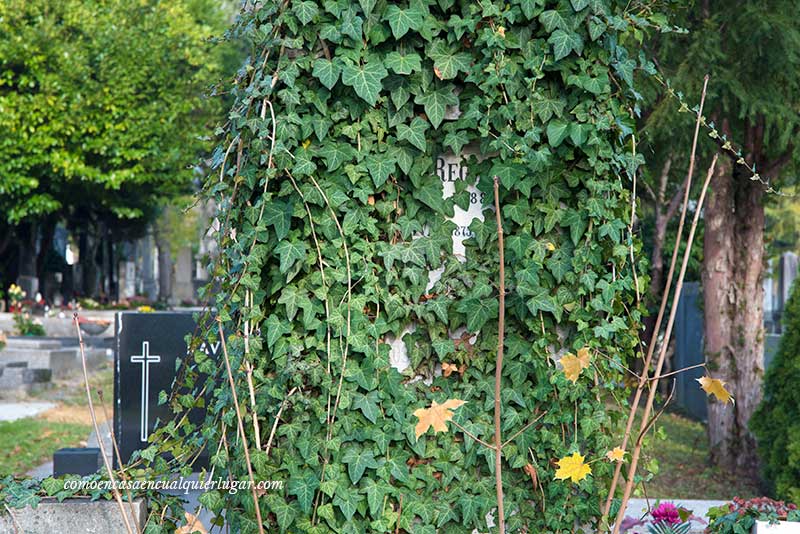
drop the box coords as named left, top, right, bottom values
left=174, top=0, right=660, bottom=532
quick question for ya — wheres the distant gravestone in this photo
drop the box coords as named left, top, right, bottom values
left=114, top=312, right=217, bottom=467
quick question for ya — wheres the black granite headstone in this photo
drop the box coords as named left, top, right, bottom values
left=114, top=311, right=218, bottom=468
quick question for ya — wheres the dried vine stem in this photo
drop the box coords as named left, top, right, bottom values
left=612, top=153, right=718, bottom=534
left=493, top=176, right=506, bottom=533
left=73, top=314, right=135, bottom=534
left=600, top=74, right=710, bottom=528
left=216, top=318, right=265, bottom=534
left=97, top=390, right=141, bottom=534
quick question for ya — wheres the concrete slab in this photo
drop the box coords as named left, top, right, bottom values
left=0, top=497, right=146, bottom=534
left=0, top=402, right=56, bottom=421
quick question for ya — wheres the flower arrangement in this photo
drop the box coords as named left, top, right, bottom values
left=13, top=312, right=45, bottom=337
left=7, top=283, right=26, bottom=312
left=137, top=305, right=155, bottom=313
left=622, top=501, right=701, bottom=534
left=706, top=497, right=800, bottom=533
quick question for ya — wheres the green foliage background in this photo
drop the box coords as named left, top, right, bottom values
left=752, top=282, right=800, bottom=503
left=0, top=0, right=228, bottom=229
left=174, top=0, right=663, bottom=532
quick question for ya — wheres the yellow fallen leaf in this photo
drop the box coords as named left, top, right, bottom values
left=176, top=512, right=208, bottom=534
left=554, top=452, right=592, bottom=484
left=697, top=376, right=734, bottom=404
left=560, top=348, right=591, bottom=383
left=606, top=447, right=626, bottom=462
left=413, top=399, right=466, bottom=439
left=545, top=242, right=556, bottom=251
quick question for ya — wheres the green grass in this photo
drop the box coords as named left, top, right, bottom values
left=0, top=418, right=91, bottom=475
left=639, top=411, right=760, bottom=499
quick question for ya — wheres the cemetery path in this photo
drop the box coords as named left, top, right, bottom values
left=0, top=401, right=55, bottom=421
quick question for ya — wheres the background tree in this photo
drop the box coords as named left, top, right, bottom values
left=752, top=279, right=800, bottom=502
left=641, top=0, right=800, bottom=473
left=0, top=0, right=233, bottom=299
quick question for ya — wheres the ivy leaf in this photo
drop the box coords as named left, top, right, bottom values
left=554, top=452, right=592, bottom=483
left=288, top=473, right=320, bottom=513
left=414, top=87, right=457, bottom=129
left=396, top=117, right=429, bottom=151
left=340, top=8, right=364, bottom=41
left=353, top=391, right=381, bottom=423
left=443, top=129, right=469, bottom=154
left=412, top=399, right=466, bottom=439
left=312, top=59, right=342, bottom=90
left=293, top=149, right=317, bottom=176
left=697, top=376, right=734, bottom=404
left=265, top=314, right=289, bottom=348
left=384, top=4, right=424, bottom=39
left=539, top=10, right=567, bottom=32
left=549, top=29, right=583, bottom=61
left=384, top=51, right=422, bottom=74
left=275, top=240, right=307, bottom=273
left=520, top=0, right=544, bottom=19
left=319, top=143, right=355, bottom=172
left=267, top=494, right=297, bottom=531
left=342, top=62, right=388, bottom=105
left=524, top=287, right=557, bottom=316
left=456, top=297, right=498, bottom=332
left=570, top=0, right=589, bottom=11
left=342, top=446, right=379, bottom=484
left=363, top=479, right=391, bottom=517
left=428, top=41, right=472, bottom=80
left=367, top=155, right=396, bottom=188
left=293, top=0, right=319, bottom=24
left=333, top=492, right=363, bottom=521
left=263, top=200, right=293, bottom=241
left=546, top=120, right=570, bottom=147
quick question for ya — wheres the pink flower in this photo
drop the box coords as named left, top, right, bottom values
left=652, top=502, right=681, bottom=525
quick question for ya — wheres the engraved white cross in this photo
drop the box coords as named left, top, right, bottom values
left=130, top=341, right=161, bottom=442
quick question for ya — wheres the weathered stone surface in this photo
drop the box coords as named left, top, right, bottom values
left=0, top=341, right=106, bottom=379
left=0, top=498, right=146, bottom=534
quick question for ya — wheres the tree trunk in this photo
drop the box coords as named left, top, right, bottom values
left=155, top=229, right=172, bottom=302
left=702, top=155, right=764, bottom=474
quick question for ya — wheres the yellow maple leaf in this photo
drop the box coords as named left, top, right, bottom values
left=606, top=447, right=626, bottom=462
left=560, top=348, right=591, bottom=383
left=175, top=512, right=208, bottom=534
left=697, top=376, right=734, bottom=404
left=554, top=452, right=592, bottom=484
left=413, top=399, right=466, bottom=439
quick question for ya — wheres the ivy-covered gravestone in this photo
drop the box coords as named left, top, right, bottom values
left=183, top=1, right=655, bottom=532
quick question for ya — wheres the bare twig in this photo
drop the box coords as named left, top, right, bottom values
left=97, top=390, right=142, bottom=534
left=73, top=314, right=134, bottom=534
left=216, top=319, right=265, bottom=534
left=502, top=411, right=547, bottom=449
left=264, top=387, right=298, bottom=458
left=450, top=420, right=496, bottom=451
left=4, top=504, right=21, bottom=534
left=648, top=362, right=707, bottom=381
left=612, top=154, right=718, bottom=534
left=601, top=74, right=711, bottom=529
left=492, top=176, right=506, bottom=533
